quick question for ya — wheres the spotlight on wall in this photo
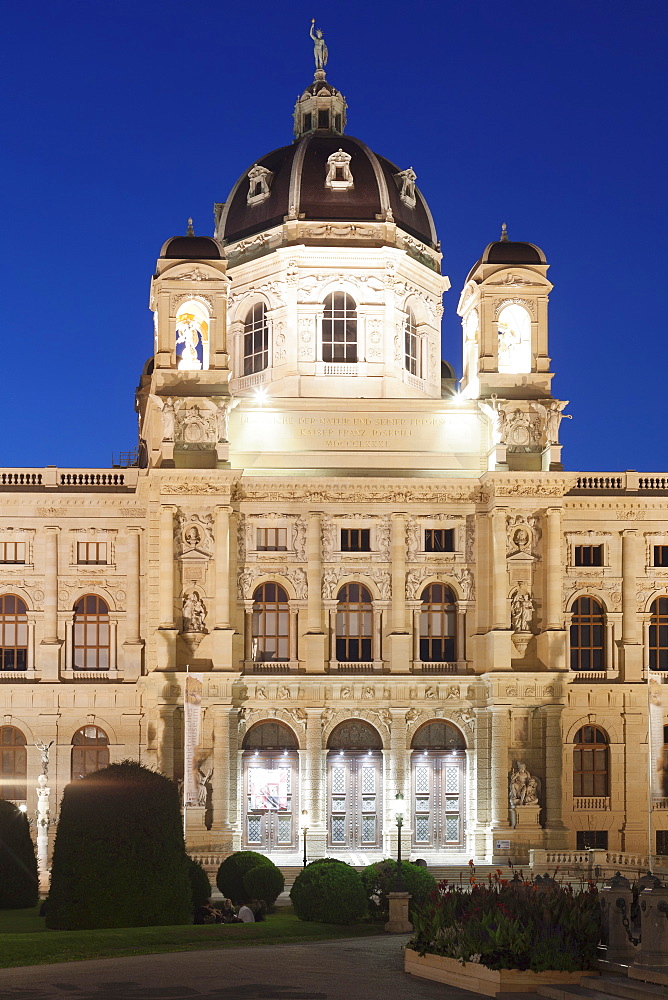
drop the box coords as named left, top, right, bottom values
left=18, top=804, right=27, bottom=813
left=253, top=387, right=268, bottom=405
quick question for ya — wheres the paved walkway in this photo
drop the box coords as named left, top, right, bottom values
left=0, top=933, right=532, bottom=1000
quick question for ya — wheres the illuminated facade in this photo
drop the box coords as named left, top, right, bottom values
left=1, top=55, right=666, bottom=867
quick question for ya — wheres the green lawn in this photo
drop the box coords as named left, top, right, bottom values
left=0, top=905, right=383, bottom=969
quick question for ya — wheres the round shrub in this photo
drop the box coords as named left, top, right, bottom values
left=360, top=859, right=436, bottom=921
left=290, top=859, right=367, bottom=925
left=216, top=851, right=274, bottom=905
left=243, top=862, right=285, bottom=907
left=47, top=761, right=191, bottom=929
left=0, top=800, right=38, bottom=909
left=188, top=857, right=211, bottom=908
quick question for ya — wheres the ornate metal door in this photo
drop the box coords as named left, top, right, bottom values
left=327, top=751, right=382, bottom=850
left=412, top=753, right=466, bottom=850
left=243, top=751, right=298, bottom=851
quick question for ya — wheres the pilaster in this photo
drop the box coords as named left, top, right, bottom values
left=40, top=526, right=62, bottom=681
left=122, top=526, right=144, bottom=681
left=621, top=529, right=643, bottom=681
left=212, top=505, right=235, bottom=667
left=157, top=505, right=177, bottom=670
left=304, top=511, right=326, bottom=672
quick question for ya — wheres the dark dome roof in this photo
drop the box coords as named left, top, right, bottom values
left=160, top=235, right=222, bottom=259
left=219, top=134, right=437, bottom=249
left=481, top=240, right=545, bottom=264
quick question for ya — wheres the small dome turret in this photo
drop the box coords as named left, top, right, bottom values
left=160, top=219, right=221, bottom=260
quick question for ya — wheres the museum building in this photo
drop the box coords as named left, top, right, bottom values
left=1, top=49, right=666, bottom=867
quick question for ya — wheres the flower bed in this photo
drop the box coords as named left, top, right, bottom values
left=406, top=866, right=601, bottom=993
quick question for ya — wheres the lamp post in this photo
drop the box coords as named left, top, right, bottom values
left=385, top=790, right=413, bottom=933
left=300, top=808, right=309, bottom=868
left=394, top=791, right=405, bottom=890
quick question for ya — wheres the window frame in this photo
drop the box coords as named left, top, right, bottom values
left=251, top=582, right=290, bottom=662
left=71, top=725, right=110, bottom=780
left=649, top=597, right=668, bottom=671
left=322, top=292, right=358, bottom=364
left=77, top=541, right=108, bottom=565
left=424, top=528, right=455, bottom=553
left=0, top=725, right=27, bottom=801
left=335, top=583, right=373, bottom=662
left=73, top=595, right=111, bottom=671
left=404, top=308, right=422, bottom=378
left=256, top=527, right=288, bottom=552
left=0, top=594, right=28, bottom=671
left=570, top=596, right=606, bottom=671
left=243, top=302, right=269, bottom=376
left=573, top=724, right=609, bottom=797
left=340, top=528, right=370, bottom=552
left=0, top=542, right=25, bottom=564
left=574, top=544, right=604, bottom=567
left=419, top=583, right=457, bottom=662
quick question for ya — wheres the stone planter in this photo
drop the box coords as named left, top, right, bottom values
left=404, top=949, right=599, bottom=996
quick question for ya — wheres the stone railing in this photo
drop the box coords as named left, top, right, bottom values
left=531, top=849, right=658, bottom=874
left=0, top=467, right=139, bottom=490
left=570, top=472, right=668, bottom=493
left=573, top=796, right=610, bottom=811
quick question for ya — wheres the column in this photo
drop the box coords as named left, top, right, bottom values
left=290, top=610, right=298, bottom=663
left=457, top=609, right=466, bottom=663
left=621, top=529, right=642, bottom=680
left=542, top=705, right=567, bottom=841
left=214, top=506, right=231, bottom=627
left=307, top=512, right=324, bottom=631
left=40, top=526, right=61, bottom=681
left=391, top=514, right=407, bottom=632
left=385, top=708, right=408, bottom=856
left=42, top=527, right=59, bottom=643
left=210, top=704, right=239, bottom=853
left=489, top=706, right=510, bottom=831
left=125, top=528, right=142, bottom=642
left=329, top=606, right=337, bottom=663
left=373, top=608, right=382, bottom=664
left=545, top=508, right=562, bottom=629
left=122, top=527, right=143, bottom=681
left=304, top=708, right=327, bottom=855
left=158, top=506, right=176, bottom=628
left=244, top=607, right=253, bottom=662
left=304, top=512, right=326, bottom=672
left=412, top=607, right=420, bottom=663
left=491, top=509, right=508, bottom=630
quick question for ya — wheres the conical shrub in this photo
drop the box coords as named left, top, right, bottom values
left=0, top=800, right=38, bottom=908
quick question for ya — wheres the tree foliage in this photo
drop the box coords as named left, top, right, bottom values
left=47, top=761, right=192, bottom=929
left=290, top=859, right=367, bottom=925
left=215, top=851, right=274, bottom=905
left=0, top=800, right=38, bottom=909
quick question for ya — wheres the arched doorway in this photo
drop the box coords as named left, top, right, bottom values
left=327, top=720, right=383, bottom=851
left=242, top=721, right=299, bottom=853
left=411, top=721, right=466, bottom=851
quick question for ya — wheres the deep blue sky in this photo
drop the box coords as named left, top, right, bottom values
left=1, top=0, right=666, bottom=471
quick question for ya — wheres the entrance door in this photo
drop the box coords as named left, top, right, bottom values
left=328, top=752, right=382, bottom=850
left=243, top=751, right=298, bottom=851
left=412, top=752, right=466, bottom=850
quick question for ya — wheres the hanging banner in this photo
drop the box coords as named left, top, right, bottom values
left=249, top=768, right=288, bottom=811
left=184, top=672, right=204, bottom=807
left=649, top=677, right=664, bottom=799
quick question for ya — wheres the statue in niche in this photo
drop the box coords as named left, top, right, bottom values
left=542, top=399, right=571, bottom=444
left=310, top=19, right=328, bottom=70
left=509, top=761, right=541, bottom=807
left=184, top=526, right=201, bottom=548
left=182, top=591, right=206, bottom=633
left=161, top=398, right=176, bottom=441
left=511, top=584, right=533, bottom=632
left=196, top=764, right=213, bottom=808
left=176, top=316, right=202, bottom=370
left=215, top=399, right=238, bottom=443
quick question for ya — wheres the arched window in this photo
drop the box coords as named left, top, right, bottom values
left=411, top=720, right=466, bottom=751
left=252, top=583, right=289, bottom=662
left=0, top=595, right=28, bottom=670
left=322, top=292, right=357, bottom=363
left=570, top=597, right=605, bottom=671
left=72, top=725, right=109, bottom=780
left=0, top=726, right=26, bottom=801
left=243, top=303, right=269, bottom=375
left=243, top=721, right=299, bottom=750
left=327, top=719, right=383, bottom=750
left=73, top=596, right=110, bottom=670
left=336, top=583, right=372, bottom=662
left=420, top=584, right=457, bottom=662
left=573, top=725, right=609, bottom=797
left=404, top=308, right=421, bottom=377
left=175, top=299, right=209, bottom=372
left=497, top=303, right=531, bottom=374
left=650, top=598, right=668, bottom=671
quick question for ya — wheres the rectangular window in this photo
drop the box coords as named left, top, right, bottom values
left=303, top=113, right=312, bottom=132
left=576, top=830, right=608, bottom=850
left=318, top=109, right=329, bottom=129
left=0, top=542, right=25, bottom=564
left=657, top=830, right=668, bottom=856
left=340, top=528, right=370, bottom=552
left=425, top=529, right=455, bottom=553
left=655, top=546, right=668, bottom=567
left=77, top=542, right=107, bottom=565
left=256, top=527, right=287, bottom=551
left=574, top=544, right=603, bottom=567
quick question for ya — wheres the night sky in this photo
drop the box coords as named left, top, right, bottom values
left=1, top=0, right=666, bottom=472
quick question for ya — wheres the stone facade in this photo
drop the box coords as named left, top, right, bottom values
left=1, top=59, right=667, bottom=867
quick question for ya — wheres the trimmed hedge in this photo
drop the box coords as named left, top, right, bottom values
left=0, top=800, right=38, bottom=909
left=188, top=857, right=211, bottom=908
left=47, top=761, right=192, bottom=929
left=360, top=859, right=436, bottom=920
left=243, top=861, right=285, bottom=906
left=290, top=859, right=367, bottom=925
left=216, top=851, right=274, bottom=905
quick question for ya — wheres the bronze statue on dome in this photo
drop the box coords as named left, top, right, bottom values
left=310, top=19, right=328, bottom=71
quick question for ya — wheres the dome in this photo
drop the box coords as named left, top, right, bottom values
left=160, top=234, right=221, bottom=260
left=218, top=133, right=438, bottom=250
left=481, top=240, right=545, bottom=264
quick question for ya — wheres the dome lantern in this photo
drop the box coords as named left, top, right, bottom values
left=293, top=22, right=347, bottom=139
